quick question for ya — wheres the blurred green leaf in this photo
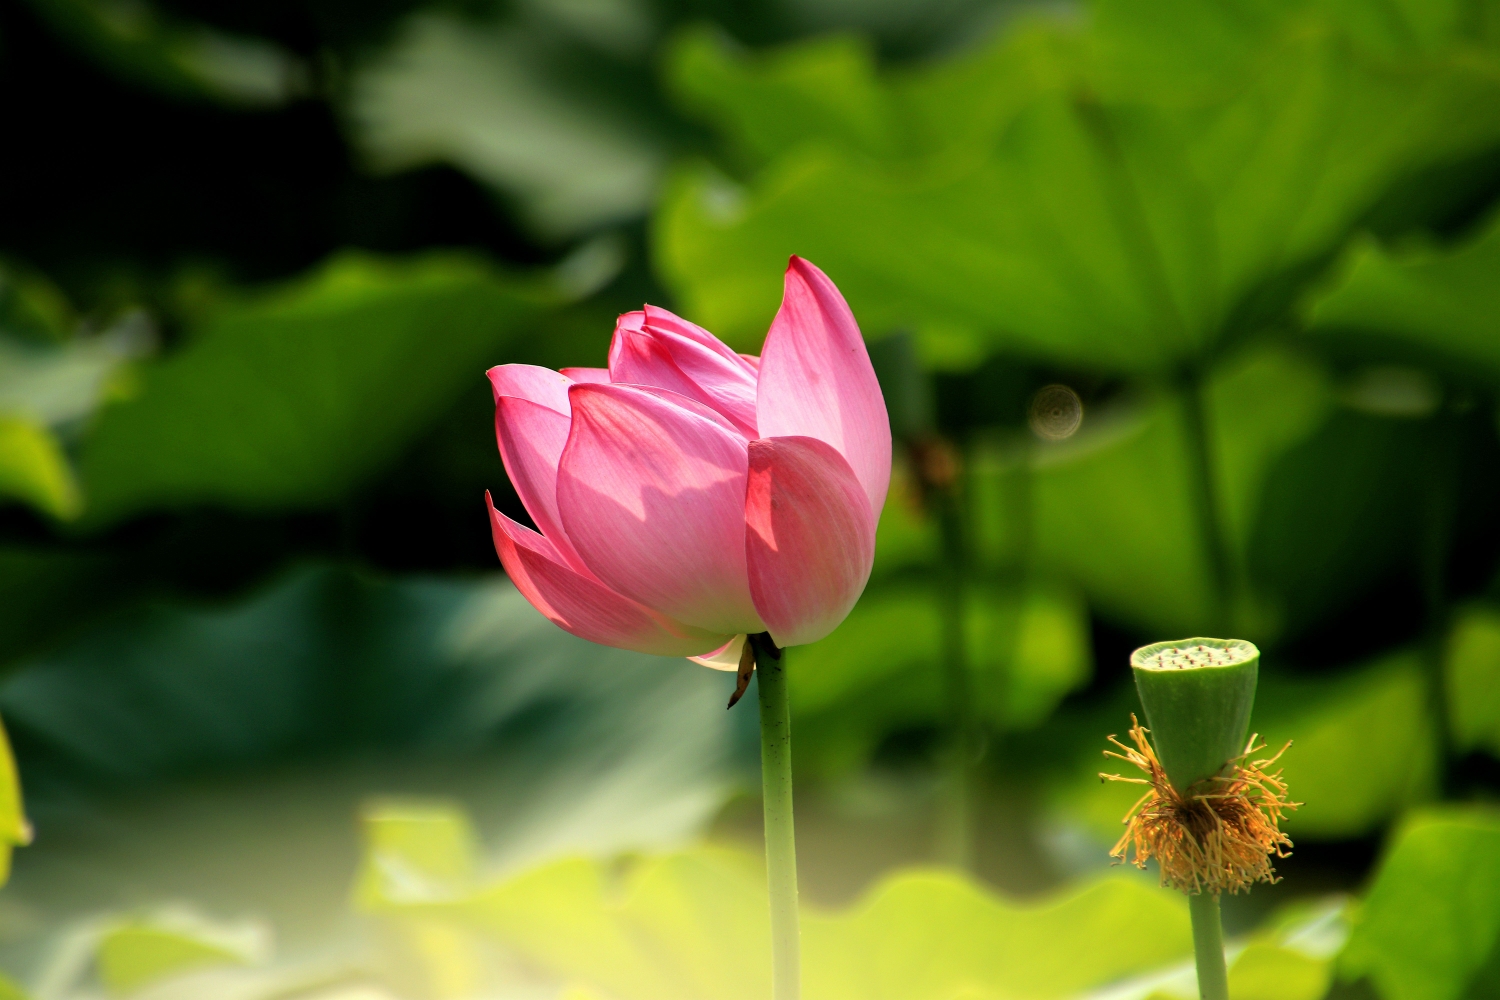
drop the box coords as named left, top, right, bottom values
left=0, top=548, right=120, bottom=672
left=350, top=10, right=674, bottom=237
left=19, top=0, right=303, bottom=105
left=654, top=103, right=1217, bottom=370
left=868, top=459, right=937, bottom=582
left=0, top=566, right=749, bottom=987
left=667, top=29, right=895, bottom=166
left=75, top=253, right=554, bottom=527
left=1006, top=345, right=1330, bottom=638
left=96, top=908, right=268, bottom=995
left=1257, top=651, right=1440, bottom=837
left=360, top=817, right=1194, bottom=1000
left=1306, top=213, right=1500, bottom=382
left=1088, top=0, right=1491, bottom=101
left=1444, top=604, right=1500, bottom=757
left=667, top=19, right=1076, bottom=172
left=656, top=14, right=1500, bottom=372
left=1246, top=407, right=1435, bottom=638
left=0, top=264, right=75, bottom=344
left=0, top=418, right=81, bottom=521
left=0, top=318, right=152, bottom=430
left=793, top=580, right=1090, bottom=777
left=1341, top=807, right=1500, bottom=1000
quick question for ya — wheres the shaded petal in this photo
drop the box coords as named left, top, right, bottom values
left=688, top=634, right=746, bottom=671
left=561, top=367, right=611, bottom=384
left=557, top=383, right=764, bottom=636
left=487, top=364, right=571, bottom=413
left=756, top=257, right=891, bottom=517
left=746, top=436, right=876, bottom=647
left=488, top=493, right=728, bottom=656
left=494, top=395, right=576, bottom=559
left=738, top=354, right=761, bottom=372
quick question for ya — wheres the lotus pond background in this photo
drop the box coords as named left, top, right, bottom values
left=2, top=0, right=1500, bottom=997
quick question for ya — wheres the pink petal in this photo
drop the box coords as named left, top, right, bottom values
left=738, top=354, right=761, bottom=371
left=557, top=383, right=764, bottom=636
left=488, top=493, right=728, bottom=656
left=487, top=364, right=571, bottom=413
left=644, top=305, right=755, bottom=369
left=608, top=328, right=710, bottom=406
left=687, top=634, right=746, bottom=671
left=561, top=367, right=611, bottom=384
left=745, top=436, right=876, bottom=648
left=628, top=385, right=742, bottom=437
left=755, top=257, right=891, bottom=518
left=493, top=395, right=576, bottom=559
left=610, top=327, right=758, bottom=437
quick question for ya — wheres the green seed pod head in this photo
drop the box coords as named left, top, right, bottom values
left=1130, top=638, right=1260, bottom=792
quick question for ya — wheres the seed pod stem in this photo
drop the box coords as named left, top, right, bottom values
left=1188, top=891, right=1230, bottom=1000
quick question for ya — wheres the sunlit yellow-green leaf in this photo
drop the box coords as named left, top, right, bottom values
left=0, top=416, right=82, bottom=520
left=1226, top=941, right=1333, bottom=1000
left=1341, top=807, right=1500, bottom=1000
left=0, top=715, right=29, bottom=887
left=358, top=819, right=1195, bottom=1000
left=354, top=799, right=479, bottom=909
left=1096, top=897, right=1347, bottom=1000
left=1445, top=604, right=1500, bottom=757
left=95, top=909, right=268, bottom=995
left=802, top=869, right=1190, bottom=1000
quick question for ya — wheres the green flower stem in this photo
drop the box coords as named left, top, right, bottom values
left=935, top=476, right=975, bottom=871
left=755, top=640, right=801, bottom=1000
left=1180, top=374, right=1233, bottom=633
left=1188, top=891, right=1230, bottom=1000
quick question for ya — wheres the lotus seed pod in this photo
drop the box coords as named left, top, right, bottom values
left=1130, top=638, right=1259, bottom=792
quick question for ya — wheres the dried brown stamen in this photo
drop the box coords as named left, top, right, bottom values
left=1100, top=715, right=1299, bottom=895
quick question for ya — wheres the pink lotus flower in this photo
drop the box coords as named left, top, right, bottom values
left=485, top=257, right=890, bottom=666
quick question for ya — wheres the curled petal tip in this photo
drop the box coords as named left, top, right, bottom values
left=756, top=259, right=892, bottom=518
left=688, top=634, right=746, bottom=671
